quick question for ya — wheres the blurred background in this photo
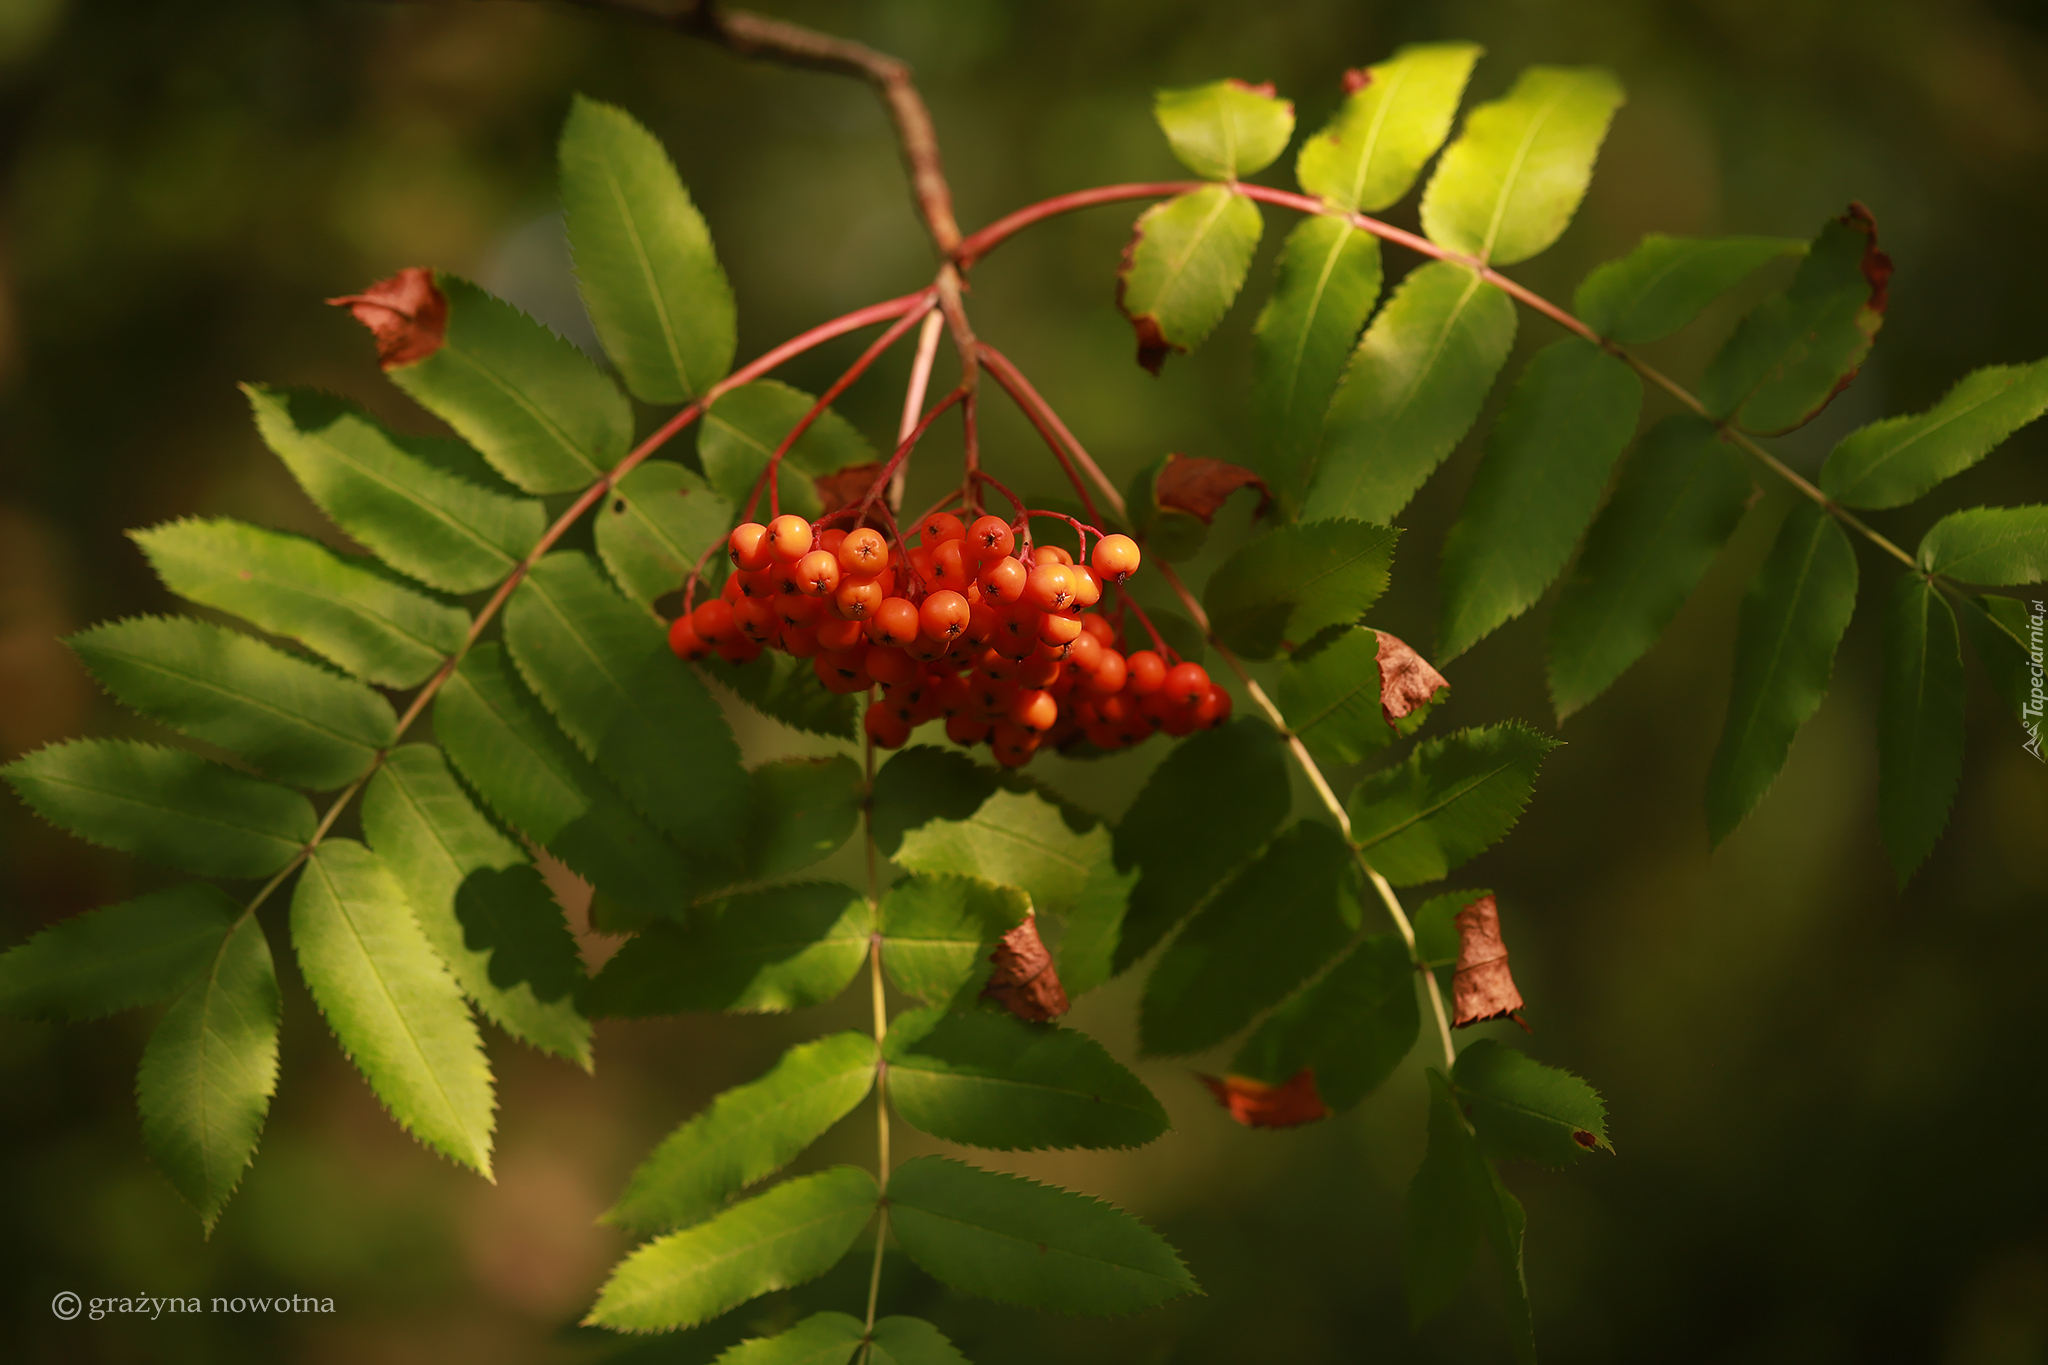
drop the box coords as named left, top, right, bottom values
left=3, top=0, right=2046, bottom=1360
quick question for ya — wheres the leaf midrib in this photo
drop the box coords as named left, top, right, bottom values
left=595, top=141, right=695, bottom=395
left=1477, top=79, right=1578, bottom=262
left=889, top=1195, right=1185, bottom=1288
left=1356, top=754, right=1523, bottom=849
left=23, top=756, right=308, bottom=851
left=89, top=638, right=387, bottom=758
left=1836, top=374, right=2014, bottom=502
left=296, top=419, right=520, bottom=571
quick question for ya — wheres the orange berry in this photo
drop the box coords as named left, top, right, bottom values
left=978, top=555, right=1028, bottom=605
left=728, top=522, right=772, bottom=571
left=1096, top=691, right=1135, bottom=725
left=1080, top=614, right=1117, bottom=646
left=1193, top=684, right=1233, bottom=728
left=966, top=515, right=1015, bottom=563
left=779, top=625, right=820, bottom=658
left=835, top=577, right=883, bottom=621
left=868, top=597, right=921, bottom=647
left=904, top=633, right=956, bottom=663
left=775, top=594, right=821, bottom=628
left=734, top=598, right=778, bottom=643
left=715, top=636, right=762, bottom=664
left=1091, top=533, right=1141, bottom=584
left=817, top=528, right=847, bottom=554
left=1018, top=656, right=1062, bottom=689
left=945, top=713, right=991, bottom=746
left=925, top=540, right=970, bottom=593
left=667, top=617, right=710, bottom=660
left=990, top=721, right=1040, bottom=767
left=1037, top=612, right=1084, bottom=646
left=865, top=646, right=918, bottom=687
left=1086, top=649, right=1128, bottom=695
left=920, top=589, right=972, bottom=642
left=908, top=544, right=938, bottom=586
left=1068, top=564, right=1103, bottom=609
left=692, top=598, right=737, bottom=644
left=864, top=702, right=913, bottom=749
left=1065, top=631, right=1103, bottom=672
left=1025, top=562, right=1075, bottom=613
left=795, top=549, right=841, bottom=597
left=1163, top=661, right=1211, bottom=710
left=1008, top=688, right=1058, bottom=731
left=838, top=527, right=890, bottom=575
left=817, top=616, right=866, bottom=652
left=965, top=601, right=999, bottom=645
left=765, top=514, right=813, bottom=560
left=720, top=572, right=744, bottom=603
left=1030, top=544, right=1073, bottom=567
left=919, top=511, right=966, bottom=544
left=1126, top=650, right=1166, bottom=695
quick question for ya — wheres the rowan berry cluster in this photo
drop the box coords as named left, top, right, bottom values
left=666, top=509, right=1230, bottom=766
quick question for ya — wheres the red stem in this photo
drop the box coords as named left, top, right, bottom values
left=1115, top=586, right=1176, bottom=662
left=976, top=344, right=1109, bottom=528
left=953, top=182, right=1196, bottom=269
left=850, top=383, right=972, bottom=529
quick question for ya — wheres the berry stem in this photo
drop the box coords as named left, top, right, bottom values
left=976, top=343, right=1116, bottom=529
left=860, top=711, right=892, bottom=1342
left=850, top=382, right=972, bottom=530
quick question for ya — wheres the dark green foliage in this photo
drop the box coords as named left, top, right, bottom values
left=1918, top=506, right=2048, bottom=585
left=1451, top=1040, right=1610, bottom=1166
left=1277, top=626, right=1422, bottom=768
left=870, top=747, right=1001, bottom=859
left=743, top=756, right=862, bottom=881
left=1231, top=933, right=1417, bottom=1111
left=596, top=461, right=734, bottom=610
left=1348, top=724, right=1559, bottom=885
left=697, top=380, right=876, bottom=518
left=702, top=650, right=859, bottom=741
left=878, top=875, right=1027, bottom=1006
left=1877, top=576, right=1965, bottom=882
left=1573, top=235, right=1803, bottom=344
left=894, top=787, right=1109, bottom=921
left=0, top=884, right=237, bottom=1023
left=1203, top=519, right=1398, bottom=659
left=1404, top=1071, right=1533, bottom=1361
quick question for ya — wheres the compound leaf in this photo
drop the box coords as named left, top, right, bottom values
left=1822, top=360, right=2048, bottom=510
left=698, top=380, right=876, bottom=520
left=713, top=1313, right=865, bottom=1365
left=1248, top=216, right=1382, bottom=510
left=586, top=1166, right=877, bottom=1333
left=290, top=839, right=495, bottom=1175
left=879, top=874, right=1028, bottom=1006
left=361, top=744, right=590, bottom=1066
left=595, top=461, right=734, bottom=610
left=743, top=756, right=861, bottom=882
left=1117, top=185, right=1263, bottom=374
left=1573, top=235, right=1804, bottom=345
left=135, top=912, right=280, bottom=1232
left=0, top=883, right=238, bottom=1023
left=69, top=615, right=394, bottom=791
left=3, top=739, right=314, bottom=879
left=385, top=273, right=629, bottom=494
left=869, top=1317, right=972, bottom=1365
left=561, top=94, right=736, bottom=404
left=1204, top=519, right=1399, bottom=659
left=1918, top=506, right=2048, bottom=586
left=1057, top=858, right=1140, bottom=1000
left=885, top=1156, right=1197, bottom=1314
left=1547, top=415, right=1753, bottom=718
left=244, top=383, right=543, bottom=593
left=607, top=1032, right=876, bottom=1233
left=1452, top=1039, right=1610, bottom=1167
left=1420, top=66, right=1624, bottom=266
left=1140, top=819, right=1355, bottom=1056
left=1439, top=338, right=1643, bottom=659
left=132, top=518, right=466, bottom=688
left=1706, top=502, right=1859, bottom=844
left=885, top=1006, right=1168, bottom=1151
left=1297, top=43, right=1482, bottom=212
left=584, top=882, right=872, bottom=1017
left=1302, top=261, right=1517, bottom=526
left=1112, top=719, right=1291, bottom=969
left=1877, top=575, right=1965, bottom=882
left=894, top=788, right=1107, bottom=921
left=1231, top=933, right=1417, bottom=1113
left=1348, top=723, right=1559, bottom=885
left=1154, top=79, right=1294, bottom=180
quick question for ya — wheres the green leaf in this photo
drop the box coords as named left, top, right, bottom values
left=1278, top=626, right=1432, bottom=769
left=1412, top=889, right=1480, bottom=969
left=290, top=839, right=495, bottom=1175
left=878, top=875, right=1028, bottom=1006
left=744, top=756, right=861, bottom=882
left=1823, top=360, right=2048, bottom=510
left=895, top=788, right=1108, bottom=921
left=1248, top=217, right=1383, bottom=510
left=713, top=1313, right=865, bottom=1365
left=3, top=739, right=315, bottom=878
left=607, top=1032, right=876, bottom=1233
left=583, top=882, right=872, bottom=1017
left=386, top=274, right=630, bottom=494
left=871, top=746, right=1001, bottom=859
left=1153, top=79, right=1295, bottom=180
left=0, top=884, right=238, bottom=1023
left=1116, top=185, right=1264, bottom=373
left=1056, top=858, right=1140, bottom=1000
left=869, top=1317, right=972, bottom=1365
left=1919, top=506, right=2048, bottom=586
left=1404, top=1070, right=1533, bottom=1361
left=505, top=551, right=749, bottom=873
left=885, top=1156, right=1198, bottom=1314
left=1547, top=415, right=1753, bottom=718
left=885, top=1006, right=1169, bottom=1151
left=1301, top=261, right=1518, bottom=525
left=1140, top=819, right=1355, bottom=1056
left=1877, top=575, right=1965, bottom=882
left=1231, top=933, right=1417, bottom=1112
left=68, top=615, right=395, bottom=791
left=1111, top=719, right=1291, bottom=969
left=1698, top=207, right=1889, bottom=435
left=434, top=644, right=691, bottom=924
left=1957, top=594, right=2043, bottom=731
left=1296, top=43, right=1482, bottom=212
left=244, top=383, right=544, bottom=594
left=1204, top=519, right=1399, bottom=659
left=1572, top=234, right=1804, bottom=345
left=595, top=461, right=734, bottom=610
left=1452, top=1039, right=1610, bottom=1167
left=586, top=1166, right=877, bottom=1333
left=1420, top=65, right=1622, bottom=266
left=1705, top=503, right=1859, bottom=844
left=1439, top=338, right=1644, bottom=659
left=362, top=745, right=590, bottom=1066
left=560, top=94, right=736, bottom=404
left=698, top=380, right=877, bottom=519
left=132, top=518, right=467, bottom=688
left=701, top=651, right=859, bottom=742
left=1348, top=723, right=1560, bottom=885
left=136, top=913, right=280, bottom=1232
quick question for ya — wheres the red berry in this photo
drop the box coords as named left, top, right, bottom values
left=817, top=616, right=866, bottom=652
left=692, top=598, right=737, bottom=644
left=966, top=515, right=1015, bottom=563
left=1065, top=630, right=1103, bottom=672
left=1068, top=564, right=1103, bottom=609
left=1030, top=544, right=1073, bottom=567
left=1008, top=688, right=1058, bottom=731
left=779, top=625, right=820, bottom=658
left=927, top=540, right=971, bottom=592
left=1091, top=533, right=1141, bottom=584
left=919, top=511, right=966, bottom=544
left=945, top=713, right=991, bottom=746
left=1125, top=650, right=1167, bottom=695
left=728, top=522, right=772, bottom=571
left=667, top=617, right=710, bottom=660
left=1080, top=614, right=1117, bottom=646
left=838, top=527, right=889, bottom=575
left=776, top=593, right=822, bottom=628
left=865, top=646, right=918, bottom=687
left=965, top=601, right=999, bottom=644
left=1037, top=612, right=1084, bottom=646
left=814, top=649, right=871, bottom=694
left=716, top=636, right=763, bottom=664
left=1163, top=661, right=1211, bottom=710
left=978, top=555, right=1028, bottom=605
left=765, top=514, right=813, bottom=560
left=795, top=549, right=841, bottom=597
left=920, top=589, right=972, bottom=642
left=1018, top=655, right=1062, bottom=689
left=1193, top=683, right=1233, bottom=727
left=865, top=702, right=913, bottom=749
left=904, top=633, right=956, bottom=663
left=1025, top=562, right=1074, bottom=612
left=835, top=577, right=883, bottom=620
left=1085, top=649, right=1127, bottom=695
left=734, top=597, right=778, bottom=642
left=868, top=597, right=920, bottom=648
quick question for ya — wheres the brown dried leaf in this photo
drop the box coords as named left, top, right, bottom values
left=1154, top=453, right=1271, bottom=524
left=812, top=462, right=890, bottom=530
left=981, top=913, right=1069, bottom=1021
left=1451, top=894, right=1526, bottom=1029
left=1374, top=631, right=1449, bottom=728
left=1200, top=1069, right=1328, bottom=1128
left=326, top=267, right=446, bottom=369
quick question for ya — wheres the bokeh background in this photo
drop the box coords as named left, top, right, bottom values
left=4, top=0, right=2046, bottom=1360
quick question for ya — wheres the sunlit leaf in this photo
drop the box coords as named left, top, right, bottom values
left=1572, top=235, right=1803, bottom=345
left=1153, top=78, right=1294, bottom=180
left=1296, top=44, right=1482, bottom=212
left=1348, top=724, right=1559, bottom=885
left=1117, top=185, right=1263, bottom=374
left=0, top=883, right=237, bottom=1023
